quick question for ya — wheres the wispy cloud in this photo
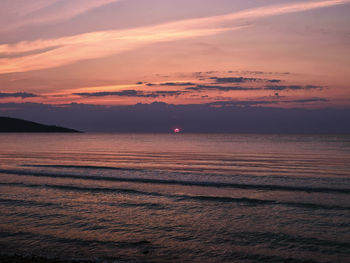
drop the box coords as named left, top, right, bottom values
left=1, top=0, right=349, bottom=74
left=0, top=0, right=123, bottom=32
left=0, top=26, right=239, bottom=74
left=1, top=1, right=61, bottom=18
left=200, top=0, right=350, bottom=25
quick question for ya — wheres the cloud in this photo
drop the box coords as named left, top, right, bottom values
left=74, top=90, right=186, bottom=98
left=75, top=90, right=141, bottom=97
left=0, top=25, right=239, bottom=74
left=154, top=91, right=185, bottom=97
left=235, top=71, right=290, bottom=76
left=198, top=0, right=350, bottom=25
left=210, top=77, right=281, bottom=84
left=210, top=77, right=258, bottom=83
left=286, top=98, right=329, bottom=103
left=268, top=79, right=282, bottom=83
left=265, top=85, right=323, bottom=91
left=0, top=0, right=123, bottom=33
left=0, top=46, right=61, bottom=59
left=193, top=70, right=290, bottom=77
left=1, top=0, right=349, bottom=74
left=186, top=85, right=261, bottom=92
left=147, top=82, right=196, bottom=87
left=185, top=83, right=324, bottom=93
left=0, top=92, right=39, bottom=99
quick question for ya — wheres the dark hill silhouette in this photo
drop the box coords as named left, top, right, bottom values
left=0, top=117, right=81, bottom=133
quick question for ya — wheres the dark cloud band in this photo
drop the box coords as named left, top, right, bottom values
left=0, top=92, right=39, bottom=99
left=74, top=90, right=186, bottom=98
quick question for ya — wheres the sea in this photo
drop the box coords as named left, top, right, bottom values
left=0, top=133, right=349, bottom=263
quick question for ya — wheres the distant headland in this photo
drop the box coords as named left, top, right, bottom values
left=0, top=117, right=81, bottom=133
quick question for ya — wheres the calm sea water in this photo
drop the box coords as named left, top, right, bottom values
left=0, top=133, right=350, bottom=263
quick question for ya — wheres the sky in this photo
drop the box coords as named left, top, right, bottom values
left=1, top=0, right=350, bottom=132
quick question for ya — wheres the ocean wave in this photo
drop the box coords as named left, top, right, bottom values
left=1, top=182, right=349, bottom=211
left=0, top=229, right=153, bottom=250
left=20, top=163, right=350, bottom=177
left=178, top=195, right=350, bottom=210
left=0, top=197, right=59, bottom=208
left=1, top=168, right=349, bottom=194
left=22, top=164, right=144, bottom=171
left=0, top=253, right=131, bottom=263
